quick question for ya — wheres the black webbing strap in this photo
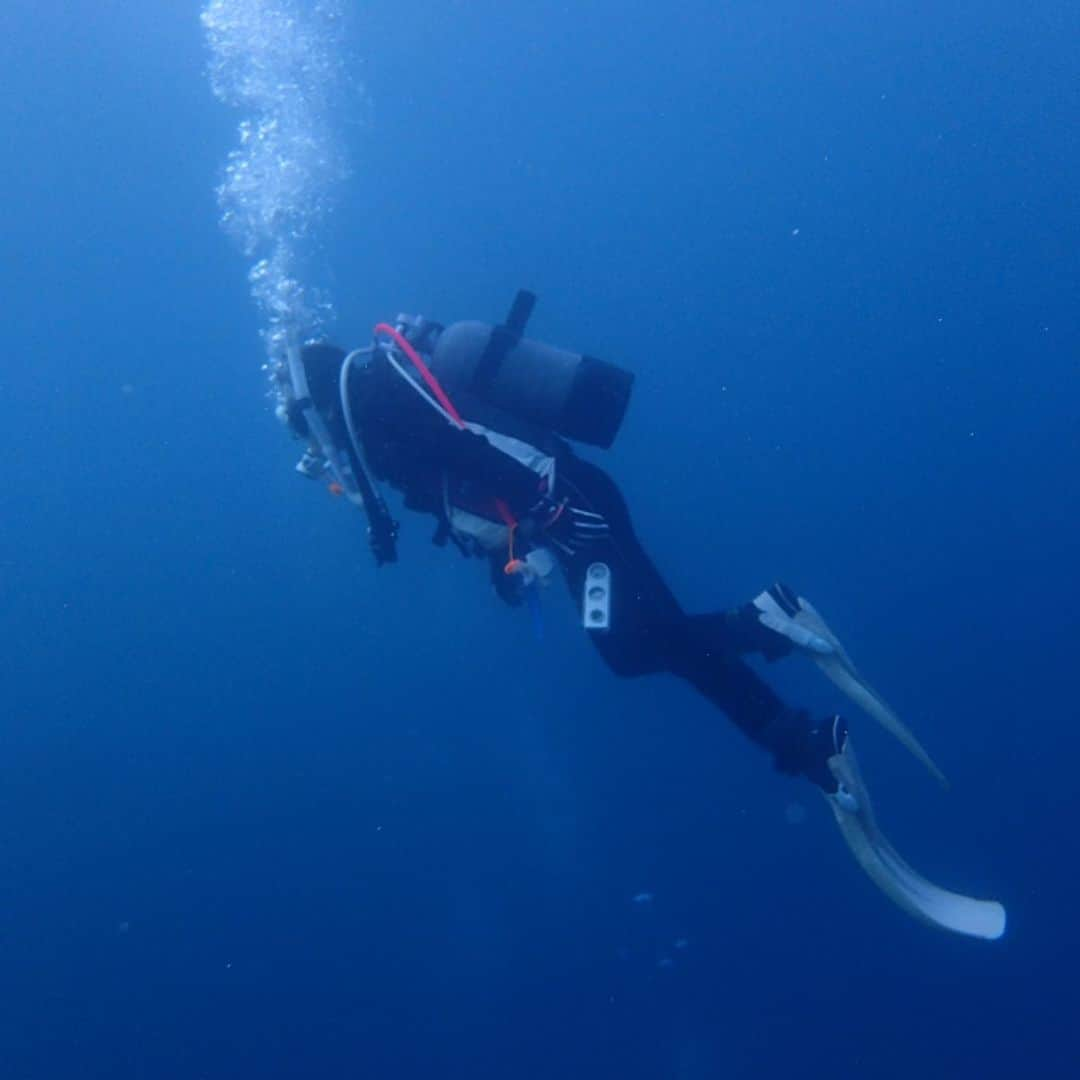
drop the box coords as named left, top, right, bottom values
left=473, top=289, right=536, bottom=390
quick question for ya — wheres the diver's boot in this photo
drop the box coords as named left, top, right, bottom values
left=753, top=583, right=948, bottom=787
left=800, top=714, right=859, bottom=810
left=751, top=582, right=834, bottom=655
left=819, top=729, right=1007, bottom=940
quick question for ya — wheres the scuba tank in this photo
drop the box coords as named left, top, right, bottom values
left=401, top=290, right=635, bottom=449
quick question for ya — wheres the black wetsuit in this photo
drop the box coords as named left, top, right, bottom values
left=300, top=343, right=823, bottom=784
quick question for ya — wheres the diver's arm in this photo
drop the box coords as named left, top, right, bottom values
left=421, top=421, right=545, bottom=513
left=386, top=375, right=546, bottom=513
left=353, top=356, right=547, bottom=514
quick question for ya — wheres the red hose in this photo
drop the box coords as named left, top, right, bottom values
left=373, top=322, right=465, bottom=428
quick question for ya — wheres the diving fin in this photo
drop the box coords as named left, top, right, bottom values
left=755, top=585, right=948, bottom=788
left=824, top=737, right=1006, bottom=940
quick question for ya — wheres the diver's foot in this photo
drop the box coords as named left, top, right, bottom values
left=803, top=714, right=857, bottom=808
left=756, top=583, right=948, bottom=786
left=752, top=582, right=835, bottom=656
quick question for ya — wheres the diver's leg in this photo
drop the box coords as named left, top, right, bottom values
left=549, top=453, right=775, bottom=663
left=683, top=607, right=795, bottom=662
left=667, top=629, right=847, bottom=789
left=550, top=454, right=839, bottom=787
left=684, top=582, right=840, bottom=661
left=550, top=452, right=685, bottom=678
left=547, top=466, right=1000, bottom=933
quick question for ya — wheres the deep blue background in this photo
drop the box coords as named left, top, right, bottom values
left=2, top=2, right=1077, bottom=1077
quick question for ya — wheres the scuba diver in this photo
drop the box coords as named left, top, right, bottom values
left=279, top=290, right=1006, bottom=940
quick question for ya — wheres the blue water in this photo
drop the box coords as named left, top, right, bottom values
left=3, top=1, right=1078, bottom=1076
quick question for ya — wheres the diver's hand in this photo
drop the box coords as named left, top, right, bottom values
left=535, top=500, right=610, bottom=554
left=520, top=495, right=566, bottom=538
